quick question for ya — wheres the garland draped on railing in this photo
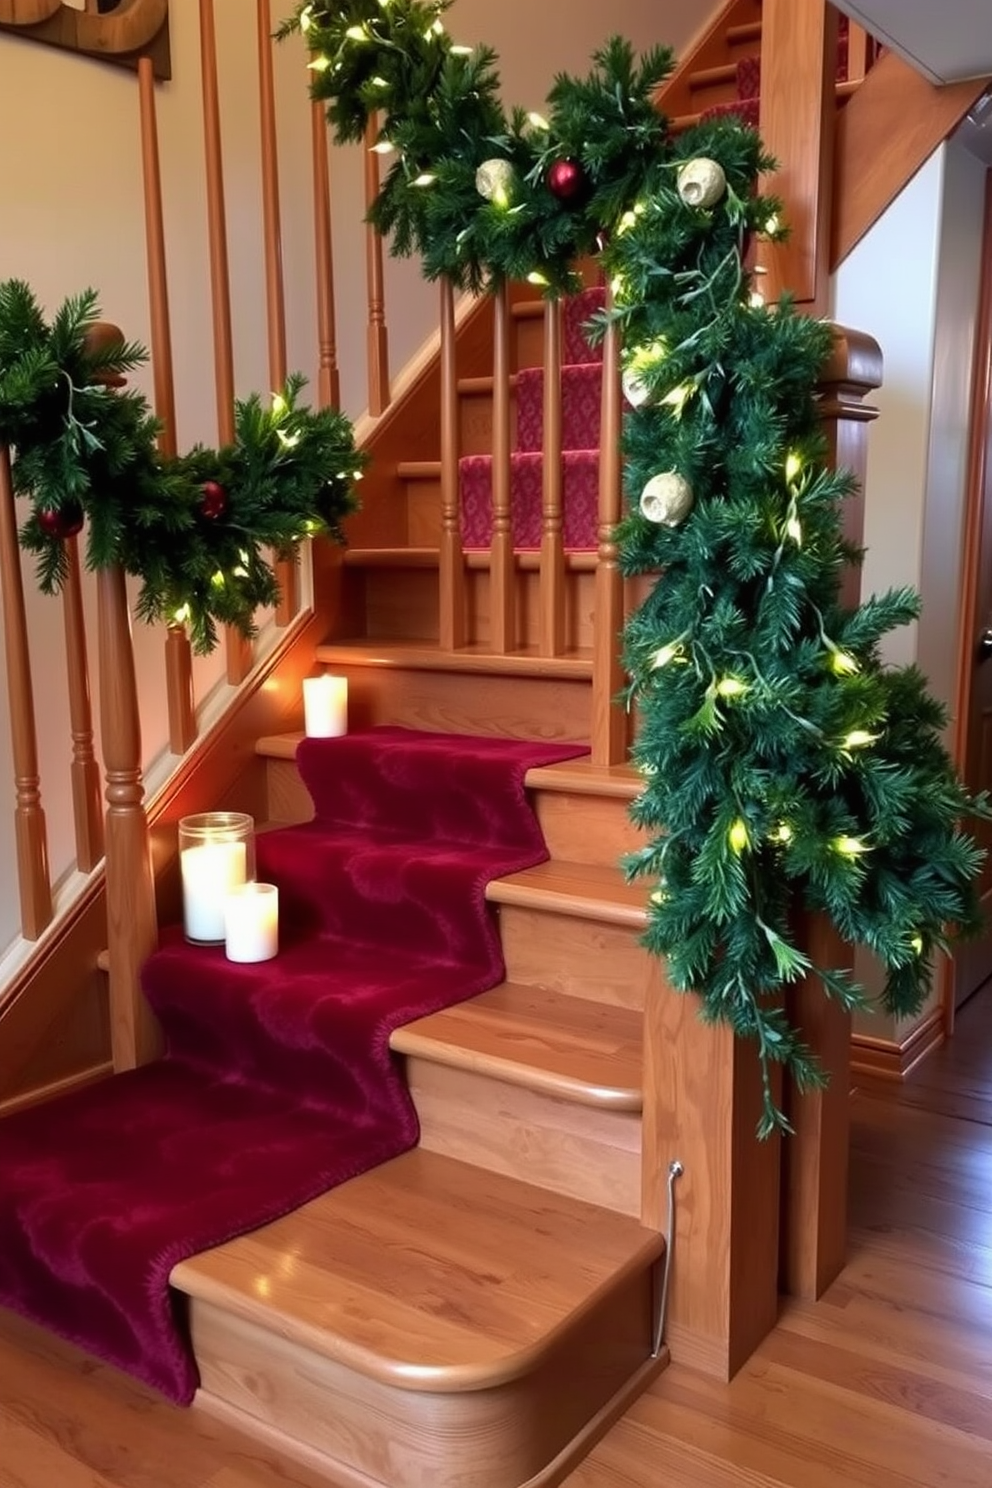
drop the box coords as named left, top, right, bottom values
left=0, top=281, right=364, bottom=654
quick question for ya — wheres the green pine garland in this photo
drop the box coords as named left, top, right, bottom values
left=0, top=280, right=364, bottom=654
left=290, top=1, right=989, bottom=1133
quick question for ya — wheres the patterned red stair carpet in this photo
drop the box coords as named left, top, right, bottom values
left=460, top=284, right=605, bottom=549
left=0, top=727, right=585, bottom=1403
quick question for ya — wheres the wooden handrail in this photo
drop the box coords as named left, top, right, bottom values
left=363, top=114, right=390, bottom=416
left=138, top=55, right=197, bottom=754
left=591, top=293, right=626, bottom=765
left=0, top=444, right=53, bottom=940
left=62, top=535, right=103, bottom=873
left=489, top=283, right=515, bottom=654
left=311, top=96, right=341, bottom=411
left=199, top=0, right=253, bottom=685
left=438, top=279, right=466, bottom=650
left=539, top=300, right=566, bottom=657
left=257, top=0, right=298, bottom=629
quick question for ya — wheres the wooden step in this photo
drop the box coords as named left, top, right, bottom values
left=487, top=859, right=646, bottom=928
left=172, top=1149, right=666, bottom=1488
left=391, top=983, right=642, bottom=1110
left=726, top=20, right=762, bottom=45
left=343, top=545, right=598, bottom=573
left=315, top=638, right=593, bottom=680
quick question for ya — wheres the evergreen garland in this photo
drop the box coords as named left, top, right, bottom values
left=0, top=280, right=364, bottom=654
left=286, top=2, right=989, bottom=1133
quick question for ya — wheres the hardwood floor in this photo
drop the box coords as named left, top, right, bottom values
left=3, top=993, right=992, bottom=1487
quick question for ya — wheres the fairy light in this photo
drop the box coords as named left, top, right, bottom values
left=715, top=676, right=747, bottom=698
left=769, top=823, right=793, bottom=844
left=345, top=24, right=367, bottom=40
left=173, top=604, right=191, bottom=624
left=829, top=649, right=859, bottom=676
left=271, top=392, right=288, bottom=418
left=371, top=139, right=396, bottom=154
left=834, top=835, right=869, bottom=857
left=650, top=642, right=682, bottom=669
left=911, top=934, right=924, bottom=955
left=211, top=571, right=226, bottom=589
left=749, top=289, right=765, bottom=309
left=785, top=452, right=803, bottom=484
left=660, top=382, right=694, bottom=417
left=412, top=172, right=437, bottom=187
left=786, top=515, right=802, bottom=545
left=617, top=210, right=638, bottom=234
left=307, top=54, right=331, bottom=71
left=841, top=728, right=879, bottom=750
left=451, top=44, right=473, bottom=55
left=299, top=4, right=313, bottom=31
left=610, top=273, right=626, bottom=298
left=277, top=428, right=301, bottom=449
left=527, top=270, right=549, bottom=286
left=527, top=112, right=550, bottom=130
left=728, top=819, right=750, bottom=854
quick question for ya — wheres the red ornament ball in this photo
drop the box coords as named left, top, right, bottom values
left=199, top=480, right=228, bottom=520
left=37, top=502, right=84, bottom=540
left=547, top=158, right=585, bottom=201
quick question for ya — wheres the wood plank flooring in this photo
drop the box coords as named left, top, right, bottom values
left=3, top=993, right=992, bottom=1487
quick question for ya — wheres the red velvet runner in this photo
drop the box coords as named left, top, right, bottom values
left=0, top=728, right=585, bottom=1403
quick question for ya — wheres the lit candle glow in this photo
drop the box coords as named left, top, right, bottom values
left=224, top=883, right=279, bottom=964
left=182, top=840, right=247, bottom=944
left=303, top=674, right=348, bottom=737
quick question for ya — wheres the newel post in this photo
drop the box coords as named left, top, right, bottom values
left=780, top=324, right=882, bottom=1299
left=86, top=322, right=162, bottom=1072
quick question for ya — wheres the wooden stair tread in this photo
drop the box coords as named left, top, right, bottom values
left=390, top=984, right=643, bottom=1110
left=171, top=1148, right=662, bottom=1391
left=524, top=756, right=641, bottom=799
left=315, top=638, right=593, bottom=679
left=688, top=61, right=738, bottom=89
left=487, top=859, right=646, bottom=927
left=343, top=546, right=599, bottom=573
left=726, top=20, right=762, bottom=44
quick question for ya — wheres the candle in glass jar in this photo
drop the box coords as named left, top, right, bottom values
left=303, top=674, right=348, bottom=737
left=224, top=882, right=279, bottom=963
left=181, top=840, right=247, bottom=944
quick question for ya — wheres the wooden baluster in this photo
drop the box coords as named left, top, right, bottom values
left=438, top=279, right=466, bottom=650
left=258, top=0, right=298, bottom=627
left=490, top=282, right=515, bottom=655
left=62, top=534, right=103, bottom=872
left=780, top=325, right=882, bottom=1301
left=591, top=295, right=626, bottom=765
left=312, top=97, right=340, bottom=411
left=363, top=113, right=390, bottom=415
left=200, top=0, right=252, bottom=684
left=846, top=20, right=870, bottom=84
left=0, top=444, right=52, bottom=940
left=138, top=55, right=197, bottom=752
left=758, top=0, right=837, bottom=312
left=539, top=298, right=565, bottom=657
left=98, top=567, right=162, bottom=1072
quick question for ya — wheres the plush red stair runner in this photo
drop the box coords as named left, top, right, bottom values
left=460, top=285, right=605, bottom=550
left=0, top=727, right=585, bottom=1404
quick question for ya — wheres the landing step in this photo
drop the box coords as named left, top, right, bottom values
left=487, top=859, right=646, bottom=928
left=391, top=983, right=643, bottom=1110
left=343, top=545, right=598, bottom=573
left=526, top=755, right=641, bottom=799
left=315, top=638, right=593, bottom=679
left=172, top=1150, right=665, bottom=1488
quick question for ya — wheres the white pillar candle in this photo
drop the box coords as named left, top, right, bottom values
left=224, top=882, right=279, bottom=963
left=303, top=674, right=348, bottom=737
left=181, top=840, right=247, bottom=944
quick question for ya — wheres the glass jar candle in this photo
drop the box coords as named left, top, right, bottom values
left=178, top=812, right=255, bottom=945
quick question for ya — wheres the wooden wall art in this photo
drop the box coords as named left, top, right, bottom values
left=0, top=0, right=170, bottom=81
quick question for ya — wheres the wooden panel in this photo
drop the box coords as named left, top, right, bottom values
left=405, top=1058, right=642, bottom=1216
left=832, top=53, right=990, bottom=270
left=641, top=964, right=781, bottom=1380
left=758, top=0, right=836, bottom=309
left=499, top=905, right=647, bottom=1010
left=532, top=787, right=641, bottom=867
left=264, top=757, right=314, bottom=826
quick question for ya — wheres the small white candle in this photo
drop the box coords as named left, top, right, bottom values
left=181, top=840, right=247, bottom=944
left=224, top=882, right=279, bottom=963
left=303, top=674, right=348, bottom=737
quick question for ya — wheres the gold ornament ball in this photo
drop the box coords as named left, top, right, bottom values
left=640, top=472, right=695, bottom=527
left=677, top=157, right=727, bottom=210
left=475, top=158, right=516, bottom=203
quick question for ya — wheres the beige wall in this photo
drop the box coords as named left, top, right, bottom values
left=0, top=1, right=713, bottom=966
left=831, top=137, right=987, bottom=1043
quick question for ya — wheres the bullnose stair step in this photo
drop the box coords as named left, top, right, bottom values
left=390, top=982, right=643, bottom=1110
left=487, top=859, right=647, bottom=928
left=171, top=1149, right=666, bottom=1488
left=315, top=638, right=593, bottom=679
